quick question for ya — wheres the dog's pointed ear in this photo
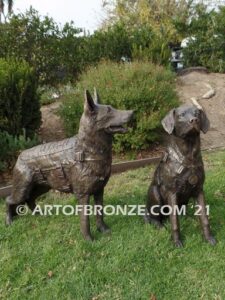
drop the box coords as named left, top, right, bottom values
left=94, top=87, right=100, bottom=104
left=161, top=109, right=176, bottom=134
left=84, top=90, right=96, bottom=113
left=200, top=109, right=210, bottom=133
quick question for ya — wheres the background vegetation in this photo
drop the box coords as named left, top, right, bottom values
left=0, top=131, right=38, bottom=171
left=0, top=58, right=40, bottom=171
left=0, top=1, right=224, bottom=85
left=182, top=5, right=225, bottom=72
left=60, top=61, right=178, bottom=151
left=0, top=58, right=41, bottom=137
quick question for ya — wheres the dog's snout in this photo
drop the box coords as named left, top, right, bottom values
left=129, top=110, right=134, bottom=119
left=190, top=117, right=199, bottom=124
left=124, top=110, right=134, bottom=122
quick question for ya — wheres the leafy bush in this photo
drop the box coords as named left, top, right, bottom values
left=0, top=8, right=83, bottom=85
left=0, top=58, right=41, bottom=137
left=0, top=131, right=38, bottom=172
left=59, top=92, right=84, bottom=135
left=0, top=9, right=176, bottom=86
left=0, top=8, right=177, bottom=86
left=182, top=6, right=225, bottom=72
left=60, top=61, right=178, bottom=152
left=132, top=31, right=172, bottom=66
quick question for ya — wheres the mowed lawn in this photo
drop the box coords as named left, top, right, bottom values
left=0, top=150, right=225, bottom=300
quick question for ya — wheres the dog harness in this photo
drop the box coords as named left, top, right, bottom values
left=163, top=146, right=202, bottom=186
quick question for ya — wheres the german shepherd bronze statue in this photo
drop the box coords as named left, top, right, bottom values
left=145, top=104, right=216, bottom=247
left=6, top=89, right=133, bottom=241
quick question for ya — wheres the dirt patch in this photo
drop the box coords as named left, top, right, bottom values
left=176, top=71, right=225, bottom=149
left=38, top=101, right=66, bottom=142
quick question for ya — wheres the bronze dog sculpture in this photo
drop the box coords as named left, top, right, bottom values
left=6, top=89, right=133, bottom=241
left=145, top=104, right=216, bottom=247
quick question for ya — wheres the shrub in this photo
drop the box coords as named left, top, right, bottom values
left=0, top=8, right=84, bottom=85
left=0, top=58, right=41, bottom=138
left=182, top=6, right=225, bottom=72
left=59, top=92, right=84, bottom=135
left=59, top=61, right=178, bottom=152
left=0, top=131, right=38, bottom=172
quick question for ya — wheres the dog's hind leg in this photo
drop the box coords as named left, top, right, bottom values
left=145, top=186, right=164, bottom=228
left=6, top=169, right=33, bottom=225
left=5, top=198, right=20, bottom=225
left=94, top=189, right=110, bottom=233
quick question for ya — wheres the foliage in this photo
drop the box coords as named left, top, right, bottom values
left=0, top=150, right=225, bottom=299
left=84, top=22, right=170, bottom=65
left=0, top=58, right=41, bottom=138
left=103, top=0, right=194, bottom=42
left=0, top=8, right=83, bottom=85
left=86, top=23, right=132, bottom=63
left=101, top=0, right=197, bottom=66
left=1, top=2, right=225, bottom=86
left=0, top=3, right=196, bottom=85
left=131, top=25, right=172, bottom=65
left=0, top=131, right=38, bottom=171
left=58, top=91, right=84, bottom=136
left=0, top=4, right=193, bottom=86
left=59, top=61, right=178, bottom=152
left=182, top=5, right=225, bottom=72
left=39, top=86, right=61, bottom=106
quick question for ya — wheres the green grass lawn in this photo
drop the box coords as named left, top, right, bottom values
left=0, top=150, right=225, bottom=300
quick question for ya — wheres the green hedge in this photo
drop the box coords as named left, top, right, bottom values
left=60, top=61, right=178, bottom=152
left=0, top=58, right=41, bottom=138
left=0, top=131, right=38, bottom=171
left=182, top=6, right=225, bottom=73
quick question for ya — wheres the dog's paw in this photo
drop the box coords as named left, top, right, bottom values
left=84, top=235, right=94, bottom=242
left=206, top=236, right=216, bottom=246
left=146, top=216, right=164, bottom=229
left=174, top=239, right=183, bottom=248
left=97, top=223, right=111, bottom=234
left=155, top=222, right=164, bottom=229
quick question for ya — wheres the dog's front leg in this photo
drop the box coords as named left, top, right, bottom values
left=94, top=189, right=110, bottom=233
left=168, top=192, right=183, bottom=247
left=77, top=194, right=93, bottom=241
left=197, top=191, right=216, bottom=245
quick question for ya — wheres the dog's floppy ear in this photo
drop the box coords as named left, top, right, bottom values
left=161, top=109, right=176, bottom=134
left=200, top=109, right=210, bottom=133
left=84, top=90, right=96, bottom=113
left=94, top=87, right=100, bottom=104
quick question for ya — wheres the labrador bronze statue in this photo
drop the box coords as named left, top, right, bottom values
left=6, top=89, right=133, bottom=241
left=145, top=104, right=216, bottom=247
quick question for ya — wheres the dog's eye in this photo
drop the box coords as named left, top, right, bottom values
left=179, top=112, right=185, bottom=118
left=194, top=111, right=200, bottom=117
